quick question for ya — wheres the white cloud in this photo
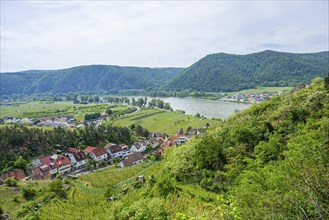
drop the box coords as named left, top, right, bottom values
left=1, top=1, right=328, bottom=72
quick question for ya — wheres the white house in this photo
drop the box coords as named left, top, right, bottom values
left=90, top=148, right=108, bottom=162
left=119, top=152, right=144, bottom=168
left=66, top=149, right=87, bottom=170
left=130, top=141, right=147, bottom=153
left=120, top=144, right=132, bottom=157
left=105, top=144, right=123, bottom=158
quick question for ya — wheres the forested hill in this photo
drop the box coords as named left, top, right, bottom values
left=0, top=65, right=184, bottom=95
left=165, top=76, right=329, bottom=218
left=165, top=50, right=329, bottom=92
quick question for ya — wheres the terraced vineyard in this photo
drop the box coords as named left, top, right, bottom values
left=38, top=162, right=163, bottom=219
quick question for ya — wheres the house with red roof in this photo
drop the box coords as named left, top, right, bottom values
left=32, top=154, right=71, bottom=180
left=66, top=149, right=87, bottom=170
left=83, top=146, right=97, bottom=155
left=90, top=148, right=108, bottom=162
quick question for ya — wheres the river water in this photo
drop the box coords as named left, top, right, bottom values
left=161, top=97, right=250, bottom=119
left=126, top=96, right=250, bottom=119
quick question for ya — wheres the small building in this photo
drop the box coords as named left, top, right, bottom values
left=105, top=144, right=123, bottom=158
left=119, top=152, right=144, bottom=168
left=90, top=148, right=108, bottom=162
left=66, top=149, right=87, bottom=170
left=83, top=146, right=97, bottom=156
left=120, top=144, right=132, bottom=157
left=130, top=141, right=147, bottom=153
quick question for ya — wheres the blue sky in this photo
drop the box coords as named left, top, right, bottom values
left=1, top=1, right=328, bottom=72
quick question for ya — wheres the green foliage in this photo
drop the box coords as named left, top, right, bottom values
left=167, top=77, right=329, bottom=219
left=166, top=50, right=329, bottom=92
left=49, top=179, right=63, bottom=193
left=5, top=177, right=18, bottom=187
left=84, top=112, right=101, bottom=121
left=14, top=156, right=28, bottom=169
left=22, top=185, right=37, bottom=200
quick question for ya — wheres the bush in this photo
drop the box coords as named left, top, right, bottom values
left=23, top=185, right=37, bottom=199
left=5, top=177, right=18, bottom=187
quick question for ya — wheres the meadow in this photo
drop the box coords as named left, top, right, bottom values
left=0, top=101, right=136, bottom=121
left=111, top=108, right=222, bottom=135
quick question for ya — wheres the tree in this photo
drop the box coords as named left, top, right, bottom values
left=130, top=124, right=136, bottom=130
left=142, top=129, right=150, bottom=138
left=14, top=156, right=28, bottom=169
left=136, top=125, right=144, bottom=136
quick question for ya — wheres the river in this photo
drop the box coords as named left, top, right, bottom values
left=161, top=97, right=250, bottom=119
left=125, top=96, right=250, bottom=119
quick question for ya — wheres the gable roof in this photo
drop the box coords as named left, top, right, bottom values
left=121, top=152, right=143, bottom=167
left=73, top=151, right=87, bottom=162
left=68, top=147, right=78, bottom=154
left=83, top=146, right=97, bottom=154
left=92, top=148, right=107, bottom=157
left=106, top=144, right=122, bottom=154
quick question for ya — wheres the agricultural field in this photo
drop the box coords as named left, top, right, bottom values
left=226, top=86, right=293, bottom=95
left=111, top=108, right=221, bottom=135
left=0, top=101, right=136, bottom=121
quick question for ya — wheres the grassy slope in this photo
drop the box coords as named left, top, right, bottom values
left=111, top=108, right=221, bottom=135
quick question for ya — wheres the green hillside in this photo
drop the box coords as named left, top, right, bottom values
left=165, top=50, right=329, bottom=92
left=0, top=76, right=328, bottom=219
left=0, top=65, right=183, bottom=95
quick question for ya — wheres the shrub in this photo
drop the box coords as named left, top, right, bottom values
left=23, top=185, right=37, bottom=199
left=5, top=177, right=18, bottom=187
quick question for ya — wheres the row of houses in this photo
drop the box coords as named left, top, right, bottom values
left=30, top=141, right=151, bottom=180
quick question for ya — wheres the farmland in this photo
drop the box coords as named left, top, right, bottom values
left=0, top=101, right=136, bottom=121
left=111, top=108, right=222, bottom=135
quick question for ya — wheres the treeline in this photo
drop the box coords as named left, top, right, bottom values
left=0, top=124, right=131, bottom=173
left=165, top=76, right=329, bottom=219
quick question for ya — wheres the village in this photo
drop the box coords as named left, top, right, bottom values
left=0, top=125, right=209, bottom=184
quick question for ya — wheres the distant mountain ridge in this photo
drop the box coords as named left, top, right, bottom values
left=165, top=50, right=329, bottom=92
left=1, top=65, right=184, bottom=95
left=1, top=50, right=328, bottom=95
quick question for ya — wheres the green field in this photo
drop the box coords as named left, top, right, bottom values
left=111, top=108, right=221, bottom=135
left=0, top=101, right=135, bottom=121
left=227, top=86, right=293, bottom=95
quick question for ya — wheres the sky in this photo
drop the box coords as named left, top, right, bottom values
left=1, top=1, right=328, bottom=72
